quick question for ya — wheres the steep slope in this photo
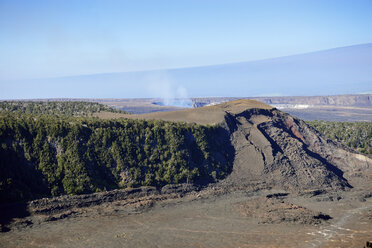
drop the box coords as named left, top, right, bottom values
left=218, top=107, right=348, bottom=190
left=0, top=115, right=234, bottom=203
left=134, top=99, right=372, bottom=191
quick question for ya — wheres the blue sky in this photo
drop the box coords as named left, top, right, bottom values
left=1, top=0, right=372, bottom=81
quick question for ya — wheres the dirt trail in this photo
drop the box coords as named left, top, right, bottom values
left=307, top=202, right=372, bottom=247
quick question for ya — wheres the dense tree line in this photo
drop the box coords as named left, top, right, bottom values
left=307, top=120, right=372, bottom=155
left=0, top=101, right=125, bottom=117
left=0, top=112, right=232, bottom=203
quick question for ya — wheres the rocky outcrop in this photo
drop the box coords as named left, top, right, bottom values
left=217, top=101, right=371, bottom=191
left=280, top=112, right=372, bottom=174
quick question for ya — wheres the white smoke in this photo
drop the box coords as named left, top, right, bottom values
left=145, top=71, right=193, bottom=108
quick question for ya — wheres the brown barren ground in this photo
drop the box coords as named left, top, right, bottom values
left=1, top=186, right=372, bottom=248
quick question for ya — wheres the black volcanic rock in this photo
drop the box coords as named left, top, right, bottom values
left=208, top=100, right=371, bottom=191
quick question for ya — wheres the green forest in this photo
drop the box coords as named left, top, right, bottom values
left=0, top=101, right=125, bottom=117
left=0, top=107, right=233, bottom=203
left=307, top=120, right=372, bottom=155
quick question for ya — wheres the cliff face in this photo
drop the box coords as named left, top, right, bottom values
left=256, top=94, right=372, bottom=106
left=191, top=94, right=372, bottom=108
left=0, top=115, right=234, bottom=203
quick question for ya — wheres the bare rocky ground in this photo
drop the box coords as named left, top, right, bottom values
left=1, top=180, right=372, bottom=248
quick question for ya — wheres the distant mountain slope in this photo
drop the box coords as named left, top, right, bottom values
left=168, top=43, right=372, bottom=97
left=1, top=44, right=372, bottom=99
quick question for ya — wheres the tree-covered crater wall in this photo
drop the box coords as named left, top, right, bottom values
left=0, top=114, right=233, bottom=203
